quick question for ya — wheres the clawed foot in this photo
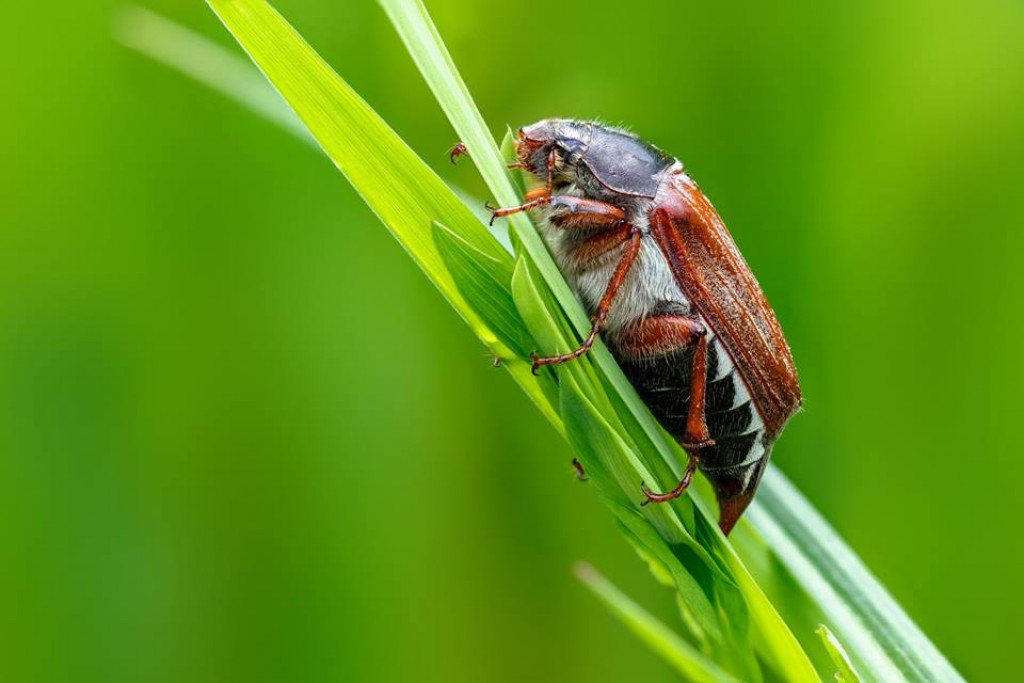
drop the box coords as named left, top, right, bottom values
left=639, top=454, right=700, bottom=507
left=484, top=202, right=499, bottom=226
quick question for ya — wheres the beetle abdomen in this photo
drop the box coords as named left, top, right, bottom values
left=616, top=335, right=771, bottom=512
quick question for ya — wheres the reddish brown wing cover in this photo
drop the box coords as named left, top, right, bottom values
left=649, top=169, right=801, bottom=439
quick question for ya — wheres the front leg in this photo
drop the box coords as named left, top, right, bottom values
left=486, top=194, right=626, bottom=228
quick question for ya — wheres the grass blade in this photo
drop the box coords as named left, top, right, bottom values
left=816, top=624, right=861, bottom=683
left=749, top=470, right=965, bottom=681
left=575, top=562, right=740, bottom=683
left=432, top=221, right=533, bottom=359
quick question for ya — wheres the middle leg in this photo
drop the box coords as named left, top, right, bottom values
left=531, top=225, right=641, bottom=374
left=486, top=192, right=637, bottom=373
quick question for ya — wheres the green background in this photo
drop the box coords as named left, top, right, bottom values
left=3, top=0, right=1022, bottom=680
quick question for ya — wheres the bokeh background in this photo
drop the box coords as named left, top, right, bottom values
left=3, top=0, right=1023, bottom=680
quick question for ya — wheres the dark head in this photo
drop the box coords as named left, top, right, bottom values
left=514, top=119, right=675, bottom=199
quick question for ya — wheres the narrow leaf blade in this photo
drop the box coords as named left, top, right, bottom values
left=575, top=562, right=741, bottom=683
left=432, top=221, right=532, bottom=359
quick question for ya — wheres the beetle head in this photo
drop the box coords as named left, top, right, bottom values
left=514, top=119, right=591, bottom=185
left=515, top=120, right=676, bottom=200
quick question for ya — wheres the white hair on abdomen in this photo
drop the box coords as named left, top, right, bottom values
left=541, top=199, right=689, bottom=332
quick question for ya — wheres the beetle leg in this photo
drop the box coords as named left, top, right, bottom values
left=615, top=315, right=706, bottom=359
left=562, top=223, right=633, bottom=266
left=524, top=186, right=551, bottom=202
left=530, top=227, right=642, bottom=374
left=545, top=148, right=558, bottom=193
left=547, top=196, right=626, bottom=230
left=484, top=197, right=551, bottom=225
left=616, top=315, right=714, bottom=449
left=682, top=331, right=715, bottom=449
left=621, top=317, right=713, bottom=505
left=641, top=452, right=699, bottom=506
left=638, top=360, right=712, bottom=505
left=486, top=194, right=626, bottom=227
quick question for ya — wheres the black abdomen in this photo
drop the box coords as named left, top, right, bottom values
left=615, top=336, right=772, bottom=505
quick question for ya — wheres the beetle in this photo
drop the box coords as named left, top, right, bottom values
left=471, top=119, right=801, bottom=535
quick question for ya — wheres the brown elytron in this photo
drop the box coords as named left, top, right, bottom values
left=650, top=171, right=801, bottom=441
left=469, top=119, right=801, bottom=534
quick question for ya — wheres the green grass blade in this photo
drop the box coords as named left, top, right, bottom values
left=510, top=247, right=763, bottom=678
left=816, top=624, right=861, bottom=683
left=432, top=221, right=532, bottom=359
left=374, top=0, right=526, bottom=215
left=750, top=470, right=965, bottom=681
left=575, top=562, right=741, bottom=683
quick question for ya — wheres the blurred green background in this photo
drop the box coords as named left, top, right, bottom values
left=3, top=0, right=1022, bottom=680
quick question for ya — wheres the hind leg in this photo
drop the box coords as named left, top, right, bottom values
left=616, top=315, right=713, bottom=450
left=616, top=315, right=715, bottom=505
